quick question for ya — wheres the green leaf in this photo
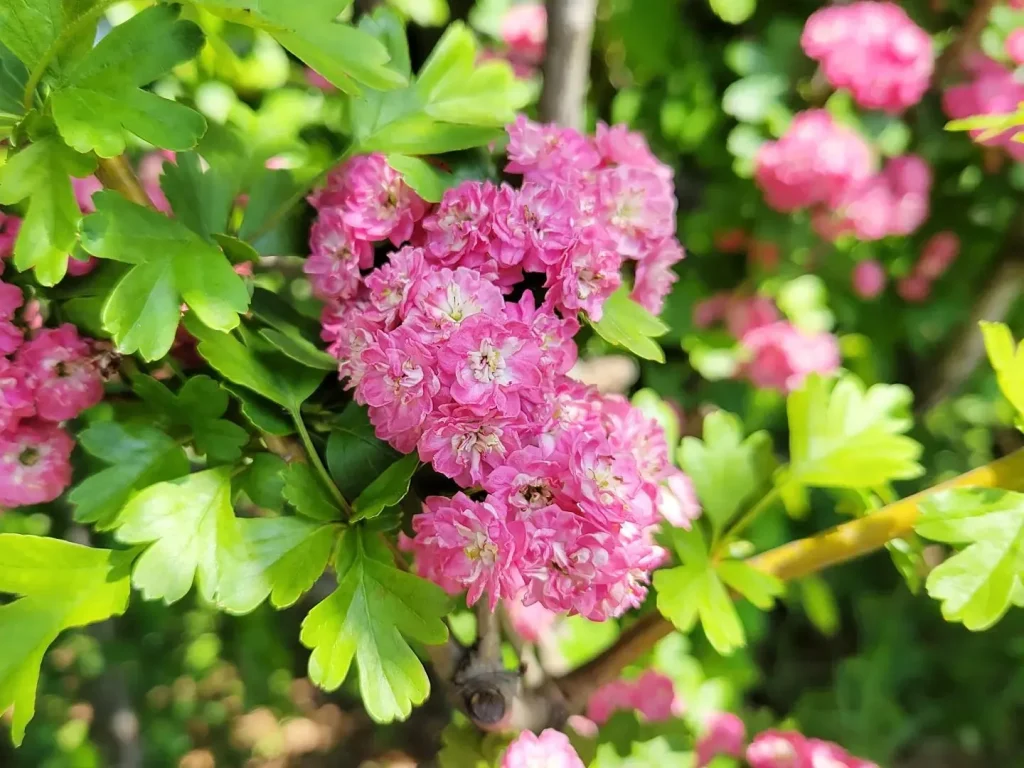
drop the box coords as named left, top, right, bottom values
left=0, top=535, right=132, bottom=745
left=0, top=44, right=27, bottom=137
left=678, top=410, right=773, bottom=534
left=709, top=0, right=757, bottom=24
left=0, top=135, right=95, bottom=285
left=260, top=328, right=339, bottom=371
left=0, top=0, right=96, bottom=78
left=112, top=468, right=240, bottom=605
left=80, top=192, right=249, bottom=360
left=722, top=74, right=786, bottom=123
left=980, top=321, right=1024, bottom=421
left=590, top=285, right=670, bottom=362
left=654, top=527, right=746, bottom=655
left=283, top=463, right=344, bottom=522
left=389, top=0, right=450, bottom=26
left=134, top=375, right=249, bottom=463
left=184, top=315, right=326, bottom=411
left=300, top=526, right=450, bottom=722
left=350, top=14, right=528, bottom=155
left=223, top=383, right=294, bottom=436
left=240, top=453, right=287, bottom=511
left=218, top=517, right=340, bottom=614
left=161, top=152, right=237, bottom=241
left=352, top=453, right=419, bottom=521
left=327, top=402, right=401, bottom=499
left=916, top=488, right=1024, bottom=631
left=69, top=422, right=189, bottom=529
left=51, top=5, right=208, bottom=157
left=786, top=375, right=924, bottom=490
left=716, top=560, right=784, bottom=610
left=385, top=154, right=455, bottom=203
left=194, top=0, right=406, bottom=94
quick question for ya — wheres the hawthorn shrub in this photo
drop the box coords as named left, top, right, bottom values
left=2, top=1, right=1024, bottom=767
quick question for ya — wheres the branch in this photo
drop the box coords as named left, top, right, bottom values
left=915, top=230, right=1024, bottom=415
left=539, top=0, right=598, bottom=129
left=95, top=156, right=151, bottom=208
left=935, top=0, right=999, bottom=82
left=554, top=448, right=1024, bottom=713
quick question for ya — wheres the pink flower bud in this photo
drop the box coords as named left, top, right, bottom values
left=852, top=260, right=887, bottom=299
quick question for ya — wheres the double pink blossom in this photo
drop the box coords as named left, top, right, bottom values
left=740, top=321, right=841, bottom=393
left=943, top=55, right=1024, bottom=161
left=500, top=729, right=584, bottom=768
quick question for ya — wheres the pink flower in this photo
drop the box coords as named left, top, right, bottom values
left=943, top=56, right=1024, bottom=161
left=305, top=68, right=336, bottom=92
left=312, top=153, right=427, bottom=245
left=1008, top=29, right=1024, bottom=65
left=305, top=209, right=374, bottom=301
left=484, top=446, right=566, bottom=513
left=586, top=679, right=635, bottom=724
left=546, top=237, right=623, bottom=320
left=725, top=295, right=780, bottom=339
left=631, top=670, right=683, bottom=722
left=505, top=115, right=599, bottom=181
left=137, top=151, right=174, bottom=213
left=66, top=256, right=98, bottom=277
left=569, top=435, right=647, bottom=521
left=0, top=358, right=35, bottom=433
left=503, top=594, right=558, bottom=643
left=411, top=493, right=525, bottom=609
left=802, top=2, right=933, bottom=113
left=696, top=712, right=746, bottom=767
left=501, top=4, right=547, bottom=65
left=755, top=110, right=875, bottom=212
left=501, top=729, right=584, bottom=768
left=436, top=314, right=543, bottom=416
left=852, top=260, right=887, bottom=299
left=746, top=731, right=810, bottom=768
left=364, top=245, right=428, bottom=327
left=916, top=231, right=960, bottom=279
left=506, top=292, right=578, bottom=375
left=0, top=213, right=21, bottom=261
left=491, top=182, right=577, bottom=271
left=16, top=324, right=103, bottom=422
left=740, top=321, right=841, bottom=393
left=897, top=275, right=931, bottom=302
left=0, top=420, right=75, bottom=507
left=421, top=181, right=496, bottom=268
left=0, top=281, right=24, bottom=355
left=418, top=405, right=519, bottom=486
left=72, top=175, right=103, bottom=213
left=598, top=166, right=676, bottom=258
left=356, top=327, right=440, bottom=453
left=321, top=299, right=380, bottom=389
left=658, top=472, right=702, bottom=529
left=594, top=122, right=673, bottom=179
left=405, top=267, right=505, bottom=342
left=631, top=236, right=684, bottom=316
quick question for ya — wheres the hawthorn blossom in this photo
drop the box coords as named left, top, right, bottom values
left=696, top=712, right=746, bottom=767
left=16, top=324, right=104, bottom=422
left=632, top=236, right=683, bottom=316
left=746, top=731, right=810, bottom=768
left=505, top=114, right=600, bottom=181
left=0, top=420, right=75, bottom=507
left=802, top=2, right=933, bottom=113
left=943, top=55, right=1024, bottom=161
left=546, top=237, right=622, bottom=320
left=851, top=260, right=887, bottom=299
left=405, top=267, right=505, bottom=342
left=0, top=281, right=24, bottom=354
left=410, top=493, right=525, bottom=609
left=501, top=729, right=584, bottom=768
left=420, top=181, right=496, bottom=268
left=740, top=321, right=841, bottom=393
left=0, top=358, right=35, bottom=433
left=500, top=4, right=547, bottom=68
left=305, top=208, right=374, bottom=301
left=0, top=212, right=20, bottom=261
left=418, top=405, right=519, bottom=486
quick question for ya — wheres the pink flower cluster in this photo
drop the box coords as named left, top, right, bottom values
left=943, top=55, right=1024, bottom=161
left=693, top=293, right=840, bottom=393
left=756, top=112, right=932, bottom=243
left=585, top=671, right=684, bottom=725
left=501, top=3, right=547, bottom=77
left=501, top=728, right=583, bottom=768
left=897, top=230, right=960, bottom=303
left=811, top=155, right=932, bottom=242
left=0, top=277, right=102, bottom=507
left=746, top=730, right=878, bottom=768
left=696, top=712, right=746, bottom=767
left=0, top=211, right=22, bottom=260
left=314, top=120, right=691, bottom=620
left=801, top=2, right=933, bottom=113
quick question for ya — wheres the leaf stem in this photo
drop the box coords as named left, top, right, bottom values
left=289, top=409, right=353, bottom=516
left=715, top=484, right=783, bottom=555
left=22, top=0, right=122, bottom=112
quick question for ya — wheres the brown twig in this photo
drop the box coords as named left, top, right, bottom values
left=553, top=448, right=1024, bottom=714
left=539, top=0, right=598, bottom=129
left=934, top=0, right=999, bottom=82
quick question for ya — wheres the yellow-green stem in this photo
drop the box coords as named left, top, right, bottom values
left=558, top=448, right=1024, bottom=712
left=290, top=409, right=352, bottom=516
